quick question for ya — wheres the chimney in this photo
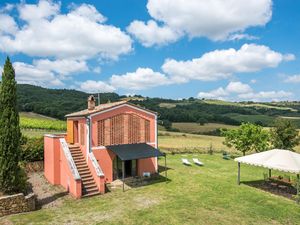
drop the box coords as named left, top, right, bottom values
left=88, top=95, right=96, bottom=110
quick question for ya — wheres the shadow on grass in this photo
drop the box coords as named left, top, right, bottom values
left=158, top=165, right=173, bottom=172
left=124, top=174, right=171, bottom=189
left=241, top=180, right=297, bottom=200
left=36, top=191, right=68, bottom=209
left=107, top=174, right=171, bottom=192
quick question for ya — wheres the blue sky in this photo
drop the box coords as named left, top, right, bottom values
left=0, top=0, right=299, bottom=101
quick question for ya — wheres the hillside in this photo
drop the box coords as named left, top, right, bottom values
left=16, top=84, right=300, bottom=129
left=17, top=84, right=120, bottom=120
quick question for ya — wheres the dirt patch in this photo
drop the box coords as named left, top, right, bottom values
left=27, top=172, right=70, bottom=209
left=133, top=195, right=162, bottom=209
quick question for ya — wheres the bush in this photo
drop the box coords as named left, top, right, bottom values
left=20, top=136, right=44, bottom=162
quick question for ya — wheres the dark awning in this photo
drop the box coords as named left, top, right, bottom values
left=106, top=143, right=165, bottom=161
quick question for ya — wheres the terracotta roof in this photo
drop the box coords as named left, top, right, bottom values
left=65, top=101, right=156, bottom=117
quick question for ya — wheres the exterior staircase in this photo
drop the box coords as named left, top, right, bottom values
left=69, top=145, right=100, bottom=197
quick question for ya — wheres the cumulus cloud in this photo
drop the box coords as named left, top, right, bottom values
left=128, top=0, right=272, bottom=46
left=13, top=61, right=64, bottom=87
left=110, top=67, right=170, bottom=90
left=0, top=0, right=132, bottom=60
left=0, top=14, right=18, bottom=35
left=12, top=59, right=88, bottom=87
left=197, top=81, right=292, bottom=101
left=162, top=44, right=294, bottom=83
left=226, top=81, right=252, bottom=93
left=284, top=74, right=300, bottom=83
left=80, top=80, right=115, bottom=93
left=197, top=87, right=228, bottom=100
left=127, top=20, right=181, bottom=47
left=238, top=91, right=292, bottom=101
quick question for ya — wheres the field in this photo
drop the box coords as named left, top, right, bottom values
left=3, top=154, right=300, bottom=225
left=158, top=131, right=232, bottom=153
left=20, top=112, right=66, bottom=131
left=172, top=122, right=236, bottom=134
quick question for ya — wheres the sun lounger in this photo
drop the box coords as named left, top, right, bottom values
left=192, top=158, right=204, bottom=166
left=182, top=158, right=192, bottom=166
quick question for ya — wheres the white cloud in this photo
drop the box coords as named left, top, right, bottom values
left=13, top=61, right=64, bottom=87
left=0, top=14, right=18, bottom=35
left=11, top=59, right=89, bottom=87
left=92, top=67, right=101, bottom=74
left=226, top=81, right=252, bottom=93
left=130, top=0, right=272, bottom=46
left=227, top=33, right=259, bottom=41
left=197, top=87, right=228, bottom=100
left=250, top=79, right=257, bottom=84
left=18, top=0, right=60, bottom=22
left=238, top=91, right=292, bottom=101
left=80, top=80, right=115, bottom=93
left=127, top=20, right=181, bottom=47
left=33, top=59, right=88, bottom=76
left=284, top=74, right=300, bottom=83
left=110, top=67, right=170, bottom=90
left=162, top=44, right=294, bottom=83
left=0, top=0, right=132, bottom=60
left=197, top=81, right=251, bottom=99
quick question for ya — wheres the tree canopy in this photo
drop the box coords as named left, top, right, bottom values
left=222, top=123, right=270, bottom=155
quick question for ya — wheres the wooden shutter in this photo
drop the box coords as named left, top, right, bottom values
left=67, top=120, right=74, bottom=144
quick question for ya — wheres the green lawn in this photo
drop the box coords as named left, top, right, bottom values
left=3, top=154, right=300, bottom=225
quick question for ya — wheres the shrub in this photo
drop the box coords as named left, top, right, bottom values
left=20, top=136, right=44, bottom=162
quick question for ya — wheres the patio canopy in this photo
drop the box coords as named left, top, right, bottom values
left=234, top=149, right=300, bottom=174
left=106, top=143, right=165, bottom=161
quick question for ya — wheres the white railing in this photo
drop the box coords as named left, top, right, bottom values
left=89, top=152, right=104, bottom=177
left=59, top=138, right=81, bottom=180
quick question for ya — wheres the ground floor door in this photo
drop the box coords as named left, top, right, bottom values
left=113, top=157, right=137, bottom=180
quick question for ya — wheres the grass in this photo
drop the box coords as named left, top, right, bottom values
left=4, top=154, right=300, bottom=225
left=172, top=122, right=237, bottom=134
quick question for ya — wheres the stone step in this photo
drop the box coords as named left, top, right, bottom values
left=82, top=191, right=100, bottom=198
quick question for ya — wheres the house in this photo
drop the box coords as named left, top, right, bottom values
left=44, top=96, right=165, bottom=198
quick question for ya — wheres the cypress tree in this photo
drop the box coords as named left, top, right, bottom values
left=0, top=57, right=24, bottom=193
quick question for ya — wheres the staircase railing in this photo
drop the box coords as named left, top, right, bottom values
left=59, top=138, right=82, bottom=198
left=88, top=152, right=105, bottom=193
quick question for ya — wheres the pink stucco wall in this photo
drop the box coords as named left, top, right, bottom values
left=44, top=135, right=82, bottom=198
left=44, top=135, right=63, bottom=185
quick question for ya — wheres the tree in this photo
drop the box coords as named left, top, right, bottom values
left=222, top=123, right=270, bottom=156
left=0, top=57, right=25, bottom=193
left=270, top=119, right=300, bottom=150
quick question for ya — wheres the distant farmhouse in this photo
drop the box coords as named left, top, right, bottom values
left=44, top=96, right=164, bottom=198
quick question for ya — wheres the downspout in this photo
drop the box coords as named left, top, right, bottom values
left=86, top=115, right=92, bottom=161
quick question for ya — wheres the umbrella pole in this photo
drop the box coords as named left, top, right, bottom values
left=297, top=174, right=299, bottom=204
left=122, top=161, right=125, bottom=192
left=165, top=154, right=167, bottom=182
left=269, top=169, right=271, bottom=178
left=237, top=162, right=240, bottom=185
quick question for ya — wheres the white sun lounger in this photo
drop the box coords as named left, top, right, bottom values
left=193, top=158, right=204, bottom=166
left=182, top=158, right=192, bottom=166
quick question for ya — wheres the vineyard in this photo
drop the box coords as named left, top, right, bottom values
left=20, top=113, right=66, bottom=131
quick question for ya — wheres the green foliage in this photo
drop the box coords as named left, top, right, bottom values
left=222, top=123, right=270, bottom=155
left=20, top=116, right=66, bottom=130
left=270, top=119, right=300, bottom=150
left=17, top=84, right=120, bottom=120
left=0, top=57, right=26, bottom=194
left=20, top=136, right=44, bottom=162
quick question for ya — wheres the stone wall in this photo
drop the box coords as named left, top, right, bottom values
left=0, top=193, right=36, bottom=216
